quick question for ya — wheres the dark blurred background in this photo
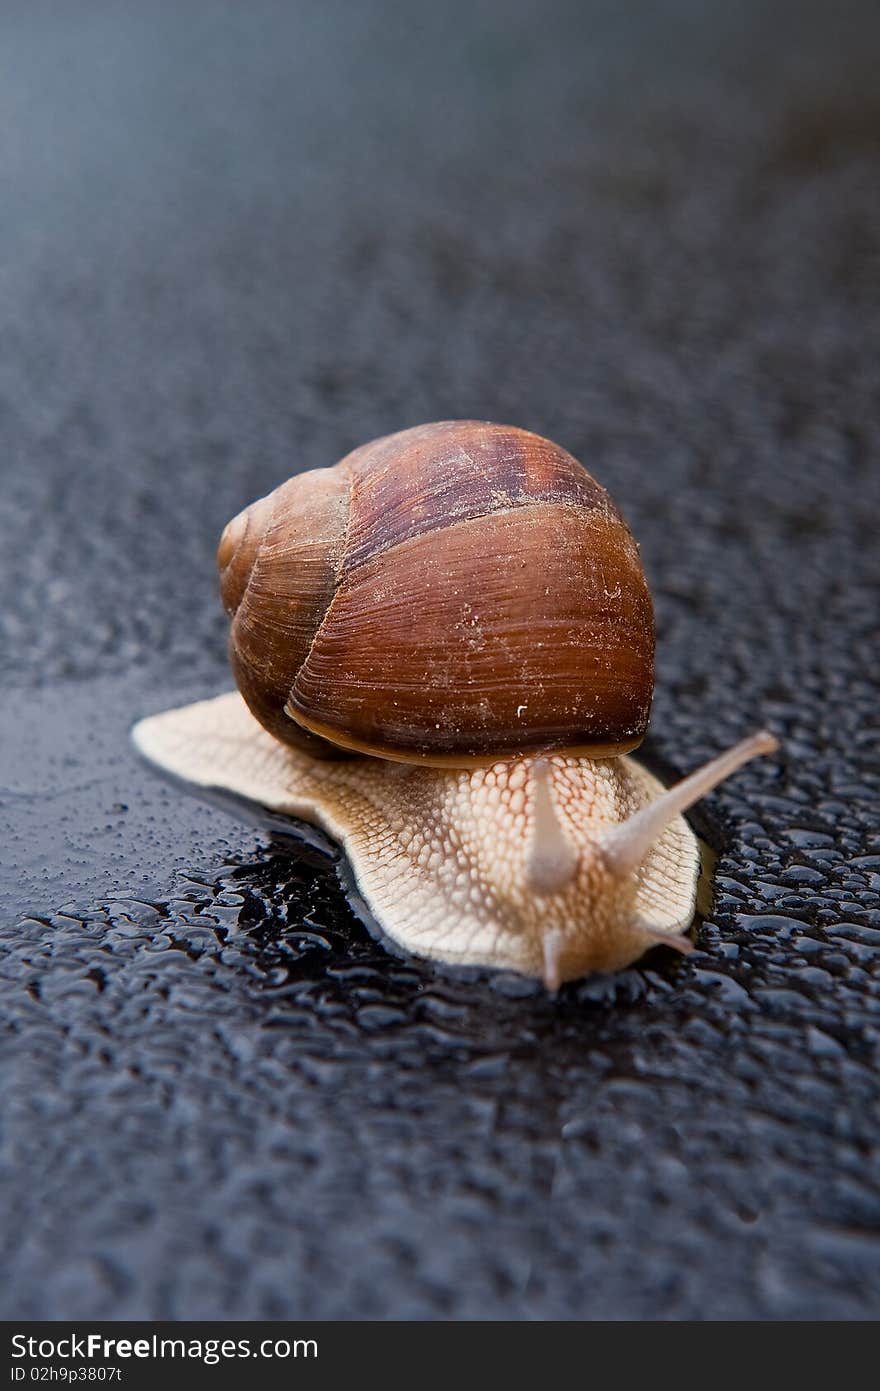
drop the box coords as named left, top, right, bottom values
left=1, top=0, right=879, bottom=1318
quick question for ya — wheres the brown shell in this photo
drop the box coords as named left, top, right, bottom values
left=217, top=420, right=655, bottom=765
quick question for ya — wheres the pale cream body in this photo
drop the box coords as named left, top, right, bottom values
left=132, top=691, right=701, bottom=984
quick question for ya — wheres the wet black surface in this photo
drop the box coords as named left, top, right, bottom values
left=2, top=0, right=880, bottom=1318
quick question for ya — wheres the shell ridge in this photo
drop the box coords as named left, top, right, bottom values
left=281, top=456, right=358, bottom=729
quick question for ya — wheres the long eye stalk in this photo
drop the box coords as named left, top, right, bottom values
left=601, top=729, right=779, bottom=879
left=526, top=758, right=579, bottom=896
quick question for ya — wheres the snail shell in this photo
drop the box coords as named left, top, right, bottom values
left=217, top=421, right=654, bottom=766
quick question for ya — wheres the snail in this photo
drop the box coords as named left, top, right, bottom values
left=133, top=421, right=777, bottom=989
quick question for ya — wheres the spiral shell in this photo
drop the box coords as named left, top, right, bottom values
left=217, top=420, right=655, bottom=765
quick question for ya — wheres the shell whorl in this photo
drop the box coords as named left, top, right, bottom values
left=219, top=421, right=655, bottom=764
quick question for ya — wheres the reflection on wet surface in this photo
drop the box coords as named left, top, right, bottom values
left=3, top=684, right=880, bottom=1318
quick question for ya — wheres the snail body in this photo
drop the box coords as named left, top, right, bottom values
left=134, top=421, right=776, bottom=988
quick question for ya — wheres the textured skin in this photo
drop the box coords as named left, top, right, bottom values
left=2, top=0, right=880, bottom=1320
left=132, top=692, right=699, bottom=980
